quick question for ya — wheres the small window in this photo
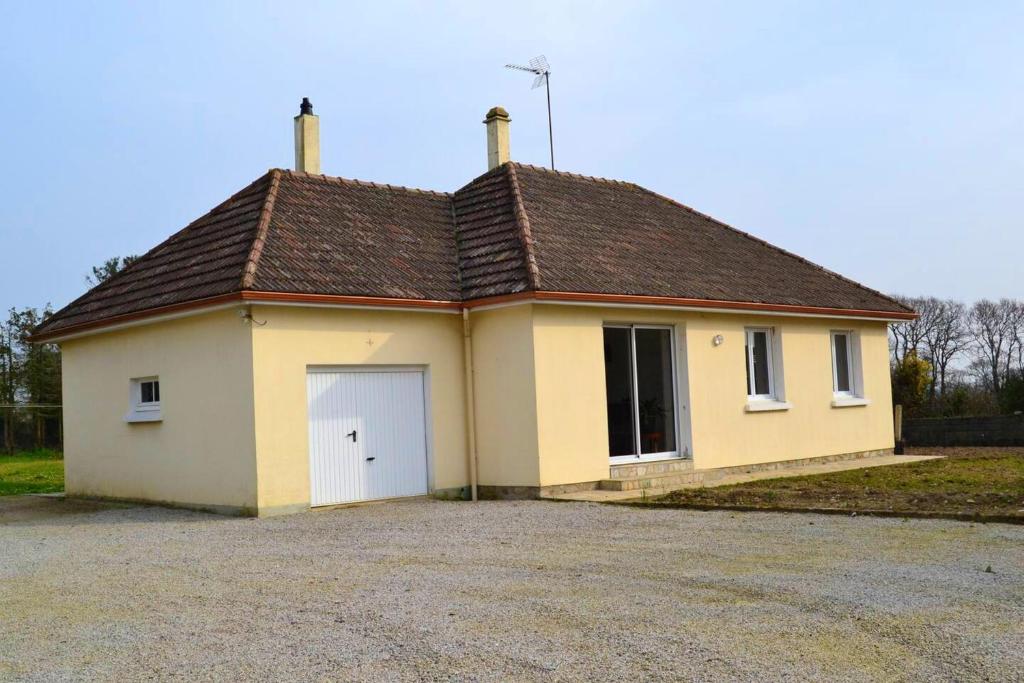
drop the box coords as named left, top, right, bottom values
left=745, top=328, right=775, bottom=399
left=125, top=377, right=162, bottom=422
left=830, top=331, right=866, bottom=407
left=140, top=379, right=160, bottom=405
left=831, top=332, right=853, bottom=395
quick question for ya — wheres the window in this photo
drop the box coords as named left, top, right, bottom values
left=603, top=325, right=678, bottom=459
left=125, top=377, right=161, bottom=422
left=744, top=327, right=790, bottom=411
left=744, top=328, right=774, bottom=399
left=140, top=379, right=160, bottom=405
left=830, top=331, right=868, bottom=406
left=831, top=331, right=853, bottom=395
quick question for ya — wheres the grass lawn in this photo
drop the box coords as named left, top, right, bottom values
left=0, top=450, right=64, bottom=496
left=653, top=447, right=1024, bottom=520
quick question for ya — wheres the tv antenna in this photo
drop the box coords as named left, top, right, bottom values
left=505, top=55, right=554, bottom=170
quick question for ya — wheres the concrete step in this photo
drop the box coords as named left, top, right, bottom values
left=609, top=458, right=693, bottom=480
left=598, top=469, right=704, bottom=491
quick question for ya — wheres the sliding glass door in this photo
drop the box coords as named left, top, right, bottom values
left=602, top=325, right=678, bottom=461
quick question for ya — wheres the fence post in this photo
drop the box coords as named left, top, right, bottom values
left=893, top=404, right=904, bottom=454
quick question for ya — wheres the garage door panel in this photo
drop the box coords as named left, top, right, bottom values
left=307, top=372, right=366, bottom=505
left=364, top=372, right=427, bottom=500
left=307, top=369, right=428, bottom=506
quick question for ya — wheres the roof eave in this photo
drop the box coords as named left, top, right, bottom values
left=462, top=290, right=917, bottom=321
left=31, top=288, right=915, bottom=343
left=28, top=293, right=248, bottom=343
left=28, top=291, right=465, bottom=343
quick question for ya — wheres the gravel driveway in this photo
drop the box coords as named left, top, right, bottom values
left=1, top=496, right=1022, bottom=682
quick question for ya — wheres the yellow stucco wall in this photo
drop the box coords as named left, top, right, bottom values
left=532, top=306, right=610, bottom=486
left=248, top=305, right=468, bottom=513
left=685, top=312, right=894, bottom=468
left=60, top=310, right=258, bottom=512
left=58, top=300, right=896, bottom=512
left=528, top=304, right=895, bottom=484
left=467, top=305, right=540, bottom=487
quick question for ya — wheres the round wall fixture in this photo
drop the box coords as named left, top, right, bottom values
left=712, top=334, right=724, bottom=347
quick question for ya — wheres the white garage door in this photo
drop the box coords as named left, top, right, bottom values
left=307, top=369, right=429, bottom=506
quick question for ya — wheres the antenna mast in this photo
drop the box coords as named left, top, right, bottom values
left=505, top=56, right=554, bottom=170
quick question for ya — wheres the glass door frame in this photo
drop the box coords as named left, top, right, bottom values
left=604, top=323, right=685, bottom=464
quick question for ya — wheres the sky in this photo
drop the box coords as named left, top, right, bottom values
left=1, top=1, right=1022, bottom=316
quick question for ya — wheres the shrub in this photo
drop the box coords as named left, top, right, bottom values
left=892, top=351, right=932, bottom=417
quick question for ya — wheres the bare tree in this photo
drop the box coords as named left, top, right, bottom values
left=1011, top=300, right=1024, bottom=376
left=891, top=296, right=1024, bottom=416
left=999, top=301, right=1023, bottom=387
left=967, top=299, right=1018, bottom=393
left=889, top=295, right=939, bottom=365
left=922, top=299, right=968, bottom=398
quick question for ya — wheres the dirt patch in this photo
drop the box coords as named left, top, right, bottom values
left=653, top=447, right=1024, bottom=520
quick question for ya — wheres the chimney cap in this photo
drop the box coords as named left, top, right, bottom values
left=483, top=106, right=510, bottom=122
left=299, top=97, right=314, bottom=116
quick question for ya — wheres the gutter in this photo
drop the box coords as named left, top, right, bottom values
left=31, top=289, right=917, bottom=343
left=461, top=291, right=918, bottom=321
left=29, top=291, right=461, bottom=343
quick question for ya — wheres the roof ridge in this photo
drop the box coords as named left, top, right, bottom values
left=240, top=169, right=282, bottom=290
left=452, top=163, right=508, bottom=195
left=276, top=168, right=451, bottom=198
left=505, top=163, right=542, bottom=290
left=510, top=161, right=634, bottom=187
left=630, top=184, right=913, bottom=314
left=448, top=196, right=466, bottom=296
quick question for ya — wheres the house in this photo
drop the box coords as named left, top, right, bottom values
left=32, top=100, right=915, bottom=515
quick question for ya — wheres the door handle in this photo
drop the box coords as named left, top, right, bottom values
left=346, top=430, right=357, bottom=442
left=365, top=456, right=375, bottom=462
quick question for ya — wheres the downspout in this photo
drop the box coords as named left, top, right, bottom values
left=462, top=309, right=479, bottom=501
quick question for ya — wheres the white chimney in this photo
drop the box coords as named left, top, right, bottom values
left=293, top=97, right=320, bottom=174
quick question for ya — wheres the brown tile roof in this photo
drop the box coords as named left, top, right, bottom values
left=450, top=164, right=533, bottom=300
left=250, top=172, right=459, bottom=300
left=501, top=163, right=909, bottom=313
left=34, top=163, right=911, bottom=338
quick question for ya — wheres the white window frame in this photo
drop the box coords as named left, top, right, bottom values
left=125, top=376, right=162, bottom=423
left=744, top=327, right=791, bottom=412
left=830, top=330, right=869, bottom=407
left=603, top=323, right=684, bottom=463
left=745, top=327, right=775, bottom=400
left=830, top=331, right=854, bottom=396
